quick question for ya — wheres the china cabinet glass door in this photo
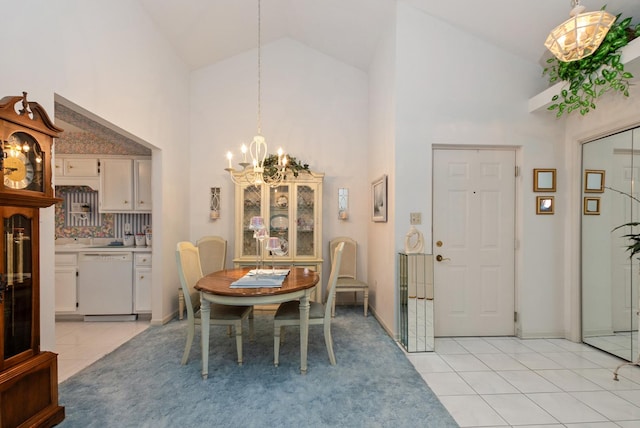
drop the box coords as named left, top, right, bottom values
left=2, top=211, right=35, bottom=367
left=295, top=184, right=315, bottom=257
left=269, top=184, right=290, bottom=257
left=240, top=185, right=262, bottom=258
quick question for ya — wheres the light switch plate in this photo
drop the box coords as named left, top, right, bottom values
left=410, top=212, right=421, bottom=225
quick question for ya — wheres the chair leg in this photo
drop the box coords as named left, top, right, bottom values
left=274, top=325, right=282, bottom=367
left=227, top=325, right=233, bottom=336
left=248, top=309, right=255, bottom=342
left=178, top=289, right=184, bottom=321
left=235, top=321, right=243, bottom=366
left=324, top=321, right=336, bottom=365
left=331, top=295, right=336, bottom=318
left=181, top=320, right=194, bottom=365
left=364, top=289, right=369, bottom=317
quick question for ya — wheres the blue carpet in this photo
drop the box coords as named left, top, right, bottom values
left=58, top=307, right=458, bottom=427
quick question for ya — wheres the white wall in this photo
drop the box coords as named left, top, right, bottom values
left=0, top=0, right=191, bottom=347
left=393, top=3, right=566, bottom=338
left=368, top=10, right=397, bottom=333
left=189, top=38, right=370, bottom=289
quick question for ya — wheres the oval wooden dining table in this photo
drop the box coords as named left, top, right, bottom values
left=195, top=267, right=320, bottom=379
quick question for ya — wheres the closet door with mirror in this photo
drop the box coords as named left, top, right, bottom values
left=582, top=128, right=639, bottom=361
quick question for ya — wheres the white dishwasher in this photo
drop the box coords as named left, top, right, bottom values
left=78, top=252, right=134, bottom=319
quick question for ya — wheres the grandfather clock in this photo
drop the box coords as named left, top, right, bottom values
left=0, top=93, right=64, bottom=427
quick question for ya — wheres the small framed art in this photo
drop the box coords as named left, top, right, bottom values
left=372, top=174, right=387, bottom=222
left=583, top=197, right=600, bottom=215
left=584, top=169, right=605, bottom=193
left=536, top=196, right=554, bottom=215
left=533, top=168, right=556, bottom=192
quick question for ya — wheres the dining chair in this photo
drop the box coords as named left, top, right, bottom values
left=179, top=236, right=227, bottom=320
left=196, top=235, right=227, bottom=275
left=175, top=241, right=253, bottom=366
left=273, top=242, right=344, bottom=367
left=329, top=237, right=369, bottom=317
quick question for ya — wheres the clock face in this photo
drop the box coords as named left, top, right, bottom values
left=3, top=152, right=34, bottom=189
left=3, top=132, right=43, bottom=192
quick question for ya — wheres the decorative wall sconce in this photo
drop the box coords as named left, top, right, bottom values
left=210, top=187, right=220, bottom=220
left=338, top=188, right=348, bottom=220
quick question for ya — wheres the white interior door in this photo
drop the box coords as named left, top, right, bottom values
left=433, top=149, right=515, bottom=336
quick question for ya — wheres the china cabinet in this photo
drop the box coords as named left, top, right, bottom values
left=233, top=170, right=324, bottom=300
left=0, top=93, right=65, bottom=427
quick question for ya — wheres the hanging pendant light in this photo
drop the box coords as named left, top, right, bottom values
left=545, top=0, right=615, bottom=62
left=225, top=0, right=287, bottom=188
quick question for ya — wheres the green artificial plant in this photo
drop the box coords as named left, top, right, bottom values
left=543, top=10, right=640, bottom=117
left=263, top=154, right=310, bottom=180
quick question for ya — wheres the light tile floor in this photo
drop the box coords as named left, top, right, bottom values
left=56, top=321, right=640, bottom=426
left=406, top=337, right=640, bottom=427
left=55, top=320, right=149, bottom=382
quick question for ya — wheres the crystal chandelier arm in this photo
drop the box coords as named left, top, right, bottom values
left=249, top=135, right=267, bottom=171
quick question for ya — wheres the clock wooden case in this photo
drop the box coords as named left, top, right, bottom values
left=0, top=93, right=64, bottom=427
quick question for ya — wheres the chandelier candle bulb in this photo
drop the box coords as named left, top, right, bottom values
left=226, top=152, right=233, bottom=169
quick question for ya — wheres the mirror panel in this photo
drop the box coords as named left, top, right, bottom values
left=582, top=129, right=638, bottom=361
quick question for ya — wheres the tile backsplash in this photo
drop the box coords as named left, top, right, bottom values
left=55, top=186, right=151, bottom=239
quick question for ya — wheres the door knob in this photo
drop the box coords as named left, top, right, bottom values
left=436, top=254, right=450, bottom=262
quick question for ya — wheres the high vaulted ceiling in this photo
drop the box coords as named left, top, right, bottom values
left=139, top=0, right=640, bottom=72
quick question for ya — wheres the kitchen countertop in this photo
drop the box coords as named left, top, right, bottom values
left=55, top=238, right=151, bottom=252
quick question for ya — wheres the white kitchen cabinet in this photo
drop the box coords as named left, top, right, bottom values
left=54, top=155, right=100, bottom=188
left=134, top=159, right=152, bottom=212
left=55, top=253, right=78, bottom=313
left=62, top=158, right=99, bottom=176
left=100, top=158, right=133, bottom=211
left=99, top=157, right=151, bottom=212
left=134, top=252, right=152, bottom=313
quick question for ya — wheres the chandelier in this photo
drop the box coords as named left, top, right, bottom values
left=225, top=0, right=287, bottom=188
left=545, top=0, right=615, bottom=62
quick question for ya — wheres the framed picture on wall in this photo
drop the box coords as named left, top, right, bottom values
left=372, top=174, right=387, bottom=222
left=583, top=197, right=600, bottom=215
left=533, top=168, right=556, bottom=192
left=584, top=169, right=605, bottom=193
left=536, top=196, right=554, bottom=215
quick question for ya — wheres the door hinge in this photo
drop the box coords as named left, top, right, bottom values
left=76, top=302, right=79, bottom=308
left=514, top=311, right=518, bottom=322
left=515, top=166, right=520, bottom=177
left=76, top=271, right=79, bottom=277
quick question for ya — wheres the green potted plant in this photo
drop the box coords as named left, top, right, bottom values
left=543, top=10, right=640, bottom=117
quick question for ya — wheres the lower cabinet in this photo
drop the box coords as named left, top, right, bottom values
left=134, top=253, right=152, bottom=313
left=54, top=253, right=77, bottom=313
left=55, top=251, right=152, bottom=315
